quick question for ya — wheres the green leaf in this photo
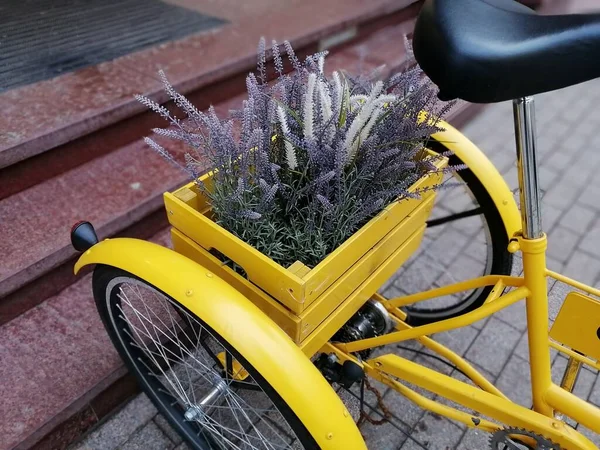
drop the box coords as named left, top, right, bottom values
left=338, top=72, right=350, bottom=128
left=271, top=97, right=303, bottom=127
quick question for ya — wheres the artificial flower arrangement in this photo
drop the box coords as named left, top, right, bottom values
left=137, top=39, right=454, bottom=270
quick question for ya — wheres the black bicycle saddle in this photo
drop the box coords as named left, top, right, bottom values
left=412, top=0, right=600, bottom=103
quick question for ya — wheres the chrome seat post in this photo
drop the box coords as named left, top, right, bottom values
left=513, top=97, right=543, bottom=239
left=513, top=97, right=553, bottom=416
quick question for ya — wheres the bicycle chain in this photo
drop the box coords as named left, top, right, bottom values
left=357, top=377, right=393, bottom=426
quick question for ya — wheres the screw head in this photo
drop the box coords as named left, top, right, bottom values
left=326, top=432, right=333, bottom=440
left=186, top=290, right=193, bottom=297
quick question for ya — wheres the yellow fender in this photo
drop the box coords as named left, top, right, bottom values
left=433, top=120, right=522, bottom=239
left=75, top=238, right=366, bottom=450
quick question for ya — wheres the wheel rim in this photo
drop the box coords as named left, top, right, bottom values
left=406, top=170, right=493, bottom=308
left=399, top=147, right=509, bottom=322
left=105, top=276, right=306, bottom=450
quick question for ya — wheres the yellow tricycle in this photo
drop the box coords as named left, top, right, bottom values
left=70, top=0, right=600, bottom=448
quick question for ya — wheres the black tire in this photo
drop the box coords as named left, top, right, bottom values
left=93, top=265, right=318, bottom=450
left=402, top=139, right=513, bottom=325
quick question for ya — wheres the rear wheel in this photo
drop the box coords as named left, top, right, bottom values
left=400, top=140, right=513, bottom=325
left=93, top=265, right=317, bottom=450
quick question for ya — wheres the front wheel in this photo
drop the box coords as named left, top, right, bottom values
left=400, top=140, right=513, bottom=325
left=93, top=265, right=318, bottom=450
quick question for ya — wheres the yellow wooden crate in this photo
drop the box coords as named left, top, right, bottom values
left=164, top=155, right=445, bottom=315
left=171, top=194, right=432, bottom=346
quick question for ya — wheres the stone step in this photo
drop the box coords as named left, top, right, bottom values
left=0, top=228, right=172, bottom=450
left=0, top=0, right=421, bottom=202
left=0, top=17, right=432, bottom=324
left=0, top=136, right=189, bottom=323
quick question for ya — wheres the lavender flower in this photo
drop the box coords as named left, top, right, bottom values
left=137, top=38, right=455, bottom=268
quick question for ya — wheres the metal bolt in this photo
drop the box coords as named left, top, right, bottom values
left=186, top=290, right=193, bottom=297
left=552, top=422, right=560, bottom=429
left=184, top=406, right=202, bottom=421
left=326, top=432, right=333, bottom=440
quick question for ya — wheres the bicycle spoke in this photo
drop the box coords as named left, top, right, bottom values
left=107, top=276, right=304, bottom=449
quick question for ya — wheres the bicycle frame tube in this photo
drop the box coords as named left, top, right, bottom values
left=513, top=97, right=553, bottom=416
left=514, top=98, right=600, bottom=431
left=330, top=96, right=600, bottom=446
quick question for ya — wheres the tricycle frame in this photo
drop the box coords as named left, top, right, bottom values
left=167, top=101, right=600, bottom=448
left=329, top=232, right=600, bottom=449
left=325, top=97, right=600, bottom=449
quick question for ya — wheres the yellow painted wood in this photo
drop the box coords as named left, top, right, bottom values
left=171, top=194, right=431, bottom=347
left=165, top=154, right=445, bottom=314
left=300, top=225, right=425, bottom=357
left=287, top=261, right=311, bottom=278
left=550, top=292, right=600, bottom=361
left=165, top=189, right=306, bottom=313
left=298, top=195, right=435, bottom=341
left=300, top=169, right=443, bottom=304
left=171, top=228, right=302, bottom=341
left=173, top=186, right=198, bottom=206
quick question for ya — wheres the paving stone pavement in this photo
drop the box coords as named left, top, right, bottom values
left=70, top=79, right=600, bottom=450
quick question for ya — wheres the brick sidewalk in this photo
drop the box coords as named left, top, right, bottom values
left=70, top=79, right=600, bottom=450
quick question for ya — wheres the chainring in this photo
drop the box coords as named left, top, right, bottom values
left=489, top=427, right=561, bottom=450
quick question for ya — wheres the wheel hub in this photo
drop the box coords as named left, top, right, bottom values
left=184, top=376, right=229, bottom=422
